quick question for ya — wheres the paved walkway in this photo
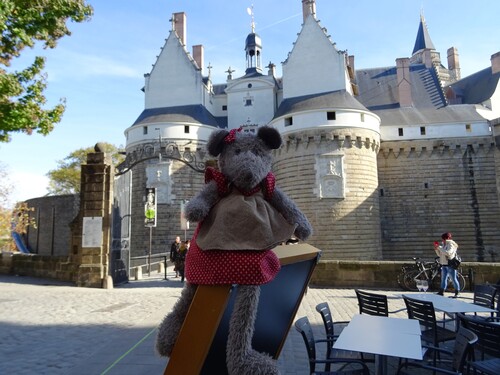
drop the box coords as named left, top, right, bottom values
left=0, top=269, right=473, bottom=375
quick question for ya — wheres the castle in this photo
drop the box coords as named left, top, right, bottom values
left=120, top=0, right=500, bottom=263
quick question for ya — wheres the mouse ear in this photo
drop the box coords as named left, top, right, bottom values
left=257, top=126, right=282, bottom=149
left=207, top=129, right=229, bottom=156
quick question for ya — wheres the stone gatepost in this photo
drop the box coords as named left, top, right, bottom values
left=70, top=144, right=113, bottom=288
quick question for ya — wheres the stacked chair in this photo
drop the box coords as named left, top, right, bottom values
left=294, top=316, right=370, bottom=375
left=395, top=326, right=478, bottom=375
left=457, top=313, right=500, bottom=375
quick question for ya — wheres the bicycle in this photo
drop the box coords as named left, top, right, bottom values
left=397, top=257, right=466, bottom=292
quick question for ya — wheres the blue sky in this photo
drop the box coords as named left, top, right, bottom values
left=1, top=0, right=499, bottom=205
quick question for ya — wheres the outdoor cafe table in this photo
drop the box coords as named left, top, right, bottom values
left=332, top=314, right=422, bottom=375
left=402, top=293, right=497, bottom=314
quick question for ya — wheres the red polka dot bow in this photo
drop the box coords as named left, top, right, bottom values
left=224, top=127, right=243, bottom=144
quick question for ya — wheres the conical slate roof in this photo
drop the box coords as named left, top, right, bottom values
left=412, top=14, right=435, bottom=54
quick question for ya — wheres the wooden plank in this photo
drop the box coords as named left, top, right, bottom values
left=164, top=284, right=232, bottom=375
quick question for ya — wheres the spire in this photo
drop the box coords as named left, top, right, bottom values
left=412, top=12, right=435, bottom=55
left=244, top=5, right=262, bottom=74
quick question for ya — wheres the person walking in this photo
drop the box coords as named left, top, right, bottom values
left=170, top=236, right=181, bottom=278
left=176, top=240, right=190, bottom=282
left=434, top=232, right=461, bottom=297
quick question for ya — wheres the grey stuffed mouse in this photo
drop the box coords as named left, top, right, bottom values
left=156, top=126, right=312, bottom=375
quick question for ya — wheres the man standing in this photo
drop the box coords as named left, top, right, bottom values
left=170, top=236, right=181, bottom=277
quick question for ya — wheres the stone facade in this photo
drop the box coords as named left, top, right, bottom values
left=379, top=138, right=500, bottom=262
left=274, top=128, right=382, bottom=260
left=25, top=194, right=79, bottom=256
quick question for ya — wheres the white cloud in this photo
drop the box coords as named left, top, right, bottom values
left=9, top=172, right=50, bottom=204
left=47, top=49, right=142, bottom=81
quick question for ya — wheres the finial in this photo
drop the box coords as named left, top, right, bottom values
left=246, top=4, right=255, bottom=33
left=169, top=14, right=175, bottom=31
left=207, top=62, right=213, bottom=79
left=225, top=66, right=235, bottom=80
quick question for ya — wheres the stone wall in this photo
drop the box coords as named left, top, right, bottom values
left=129, top=158, right=201, bottom=259
left=3, top=251, right=498, bottom=291
left=274, top=128, right=382, bottom=260
left=378, top=138, right=500, bottom=262
left=24, top=195, right=79, bottom=256
left=311, top=260, right=500, bottom=290
left=0, top=252, right=79, bottom=283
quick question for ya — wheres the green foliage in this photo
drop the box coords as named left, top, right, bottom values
left=47, top=143, right=124, bottom=195
left=0, top=0, right=93, bottom=142
left=0, top=163, right=12, bottom=249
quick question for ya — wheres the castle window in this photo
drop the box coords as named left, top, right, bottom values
left=247, top=83, right=252, bottom=88
left=360, top=113, right=365, bottom=122
left=285, top=117, right=293, bottom=126
left=398, top=128, right=404, bottom=136
left=184, top=125, right=190, bottom=134
left=222, top=105, right=227, bottom=111
left=143, top=126, right=148, bottom=135
left=424, top=182, right=429, bottom=189
left=245, top=99, right=253, bottom=106
left=327, top=111, right=336, bottom=120
left=465, top=124, right=471, bottom=132
left=379, top=188, right=384, bottom=197
left=420, top=126, right=426, bottom=135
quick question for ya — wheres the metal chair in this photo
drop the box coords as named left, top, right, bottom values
left=355, top=289, right=406, bottom=316
left=294, top=316, right=370, bottom=375
left=395, top=326, right=477, bottom=374
left=355, top=289, right=389, bottom=316
left=315, top=303, right=350, bottom=355
left=472, top=284, right=497, bottom=318
left=457, top=313, right=500, bottom=375
left=403, top=295, right=457, bottom=366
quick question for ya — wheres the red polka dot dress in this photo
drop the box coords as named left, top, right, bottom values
left=185, top=168, right=296, bottom=286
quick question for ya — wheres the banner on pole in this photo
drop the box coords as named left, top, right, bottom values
left=145, top=188, right=157, bottom=227
left=180, top=201, right=189, bottom=230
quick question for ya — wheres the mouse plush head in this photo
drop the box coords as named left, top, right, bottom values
left=207, top=126, right=282, bottom=191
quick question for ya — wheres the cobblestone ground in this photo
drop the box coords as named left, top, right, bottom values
left=0, top=271, right=473, bottom=375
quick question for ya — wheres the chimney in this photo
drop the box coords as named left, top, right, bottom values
left=447, top=47, right=461, bottom=81
left=396, top=58, right=412, bottom=107
left=491, top=51, right=500, bottom=75
left=192, top=45, right=204, bottom=73
left=422, top=49, right=433, bottom=68
left=348, top=55, right=355, bottom=73
left=302, top=0, right=316, bottom=22
left=172, top=12, right=186, bottom=46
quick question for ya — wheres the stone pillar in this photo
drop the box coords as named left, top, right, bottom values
left=71, top=145, right=113, bottom=288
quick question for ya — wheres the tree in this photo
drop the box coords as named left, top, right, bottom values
left=0, top=0, right=93, bottom=142
left=46, top=143, right=124, bottom=195
left=0, top=163, right=13, bottom=249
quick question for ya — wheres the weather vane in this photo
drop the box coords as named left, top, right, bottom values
left=246, top=4, right=255, bottom=33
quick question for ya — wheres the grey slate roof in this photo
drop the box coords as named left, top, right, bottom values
left=372, top=105, right=485, bottom=126
left=274, top=90, right=368, bottom=119
left=445, top=67, right=500, bottom=104
left=132, top=104, right=222, bottom=128
left=355, top=64, right=447, bottom=110
left=412, top=15, right=436, bottom=54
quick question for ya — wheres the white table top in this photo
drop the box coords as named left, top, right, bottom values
left=403, top=293, right=496, bottom=314
left=332, top=314, right=423, bottom=360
